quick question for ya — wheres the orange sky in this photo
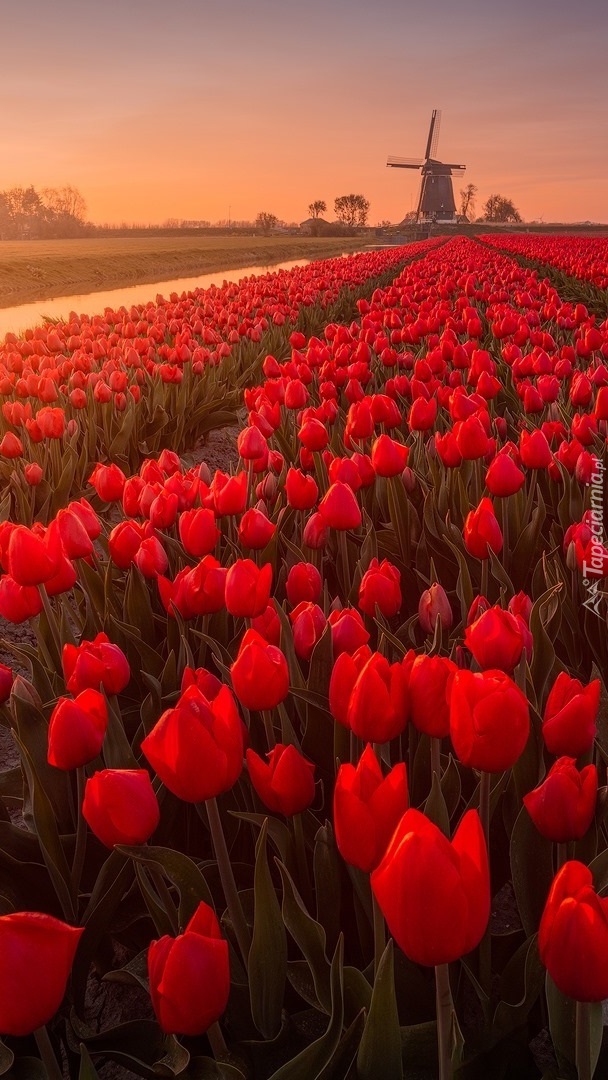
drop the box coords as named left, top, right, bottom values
left=2, top=0, right=607, bottom=225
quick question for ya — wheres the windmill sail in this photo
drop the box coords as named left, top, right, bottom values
left=387, top=110, right=465, bottom=223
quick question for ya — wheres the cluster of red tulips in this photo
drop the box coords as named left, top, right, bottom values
left=0, top=235, right=607, bottom=1079
left=481, top=233, right=608, bottom=291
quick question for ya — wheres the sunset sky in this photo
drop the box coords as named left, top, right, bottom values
left=2, top=0, right=607, bottom=225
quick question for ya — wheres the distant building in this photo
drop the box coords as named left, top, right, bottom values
left=299, top=217, right=331, bottom=236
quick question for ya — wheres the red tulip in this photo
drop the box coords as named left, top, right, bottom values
left=238, top=508, right=276, bottom=549
left=148, top=901, right=230, bottom=1035
left=371, top=435, right=409, bottom=477
left=0, top=912, right=84, bottom=1035
left=285, top=468, right=318, bottom=510
left=0, top=574, right=43, bottom=622
left=328, top=607, right=370, bottom=656
left=225, top=560, right=272, bottom=618
left=371, top=809, right=490, bottom=966
left=542, top=672, right=600, bottom=757
left=47, top=689, right=108, bottom=771
left=450, top=669, right=530, bottom=772
left=89, top=462, right=126, bottom=502
left=334, top=744, right=409, bottom=872
left=418, top=584, right=453, bottom=634
left=178, top=508, right=220, bottom=557
left=318, top=482, right=362, bottom=530
left=286, top=562, right=322, bottom=606
left=246, top=743, right=315, bottom=815
left=464, top=606, right=526, bottom=673
left=409, top=654, right=457, bottom=739
left=358, top=558, right=401, bottom=618
left=485, top=454, right=525, bottom=497
left=539, top=861, right=608, bottom=1001
left=347, top=652, right=408, bottom=743
left=62, top=633, right=130, bottom=696
left=463, top=498, right=503, bottom=559
left=524, top=758, right=597, bottom=842
left=230, top=629, right=290, bottom=711
left=82, top=769, right=160, bottom=847
left=142, top=684, right=244, bottom=803
left=290, top=601, right=327, bottom=661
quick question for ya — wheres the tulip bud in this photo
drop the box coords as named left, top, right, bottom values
left=418, top=583, right=453, bottom=634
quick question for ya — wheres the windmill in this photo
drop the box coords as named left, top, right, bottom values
left=387, top=110, right=466, bottom=223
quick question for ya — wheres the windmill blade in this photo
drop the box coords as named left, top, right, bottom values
left=387, top=155, right=424, bottom=168
left=424, top=109, right=441, bottom=161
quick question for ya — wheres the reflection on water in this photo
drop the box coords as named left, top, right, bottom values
left=0, top=258, right=315, bottom=338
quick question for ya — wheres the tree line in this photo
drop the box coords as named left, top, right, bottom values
left=0, top=185, right=87, bottom=239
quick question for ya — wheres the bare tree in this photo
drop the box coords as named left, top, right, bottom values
left=307, top=200, right=327, bottom=219
left=459, top=183, right=478, bottom=222
left=482, top=194, right=522, bottom=223
left=42, top=185, right=86, bottom=222
left=255, top=212, right=279, bottom=234
left=334, top=194, right=370, bottom=228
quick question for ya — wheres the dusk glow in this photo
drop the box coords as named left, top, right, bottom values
left=2, top=0, right=607, bottom=222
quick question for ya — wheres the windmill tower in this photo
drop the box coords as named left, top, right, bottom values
left=387, top=110, right=466, bottom=223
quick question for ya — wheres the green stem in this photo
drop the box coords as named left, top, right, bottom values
left=70, top=767, right=87, bottom=901
left=435, top=963, right=454, bottom=1080
left=149, top=867, right=179, bottom=934
left=480, top=557, right=489, bottom=601
left=501, top=498, right=510, bottom=570
left=34, top=1026, right=63, bottom=1080
left=479, top=771, right=491, bottom=850
left=206, top=796, right=251, bottom=965
left=431, top=737, right=442, bottom=781
left=262, top=710, right=275, bottom=749
left=293, top=812, right=312, bottom=909
left=522, top=468, right=539, bottom=529
left=576, top=998, right=591, bottom=1080
left=207, top=1020, right=228, bottom=1059
left=372, top=890, right=385, bottom=979
left=556, top=841, right=568, bottom=871
left=38, top=583, right=63, bottom=669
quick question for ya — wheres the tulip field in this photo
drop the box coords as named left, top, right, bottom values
left=0, top=234, right=607, bottom=1079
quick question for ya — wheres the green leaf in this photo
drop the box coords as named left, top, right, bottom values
left=545, top=973, right=603, bottom=1078
left=267, top=936, right=344, bottom=1080
left=357, top=940, right=403, bottom=1080
left=0, top=1040, right=14, bottom=1077
left=11, top=731, right=75, bottom=923
left=493, top=934, right=544, bottom=1037
left=116, top=845, right=214, bottom=927
left=277, top=860, right=331, bottom=1014
left=423, top=770, right=450, bottom=837
left=248, top=819, right=287, bottom=1038
left=78, top=1044, right=101, bottom=1080
left=509, top=806, right=553, bottom=937
left=313, top=822, right=342, bottom=956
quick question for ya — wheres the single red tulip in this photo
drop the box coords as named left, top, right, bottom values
left=47, top=689, right=108, bottom=771
left=539, top=861, right=608, bottom=1001
left=371, top=809, right=490, bottom=966
left=524, top=758, right=597, bottom=843
left=82, top=769, right=160, bottom=847
left=142, top=684, right=244, bottom=803
left=62, top=633, right=130, bottom=696
left=148, top=901, right=230, bottom=1035
left=246, top=743, right=315, bottom=815
left=334, top=744, right=409, bottom=872
left=0, top=912, right=84, bottom=1036
left=542, top=672, right=600, bottom=757
left=230, top=629, right=290, bottom=711
left=450, top=668, right=530, bottom=772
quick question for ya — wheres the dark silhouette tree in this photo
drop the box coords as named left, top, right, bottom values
left=482, top=194, right=522, bottom=223
left=255, top=212, right=279, bottom=234
left=307, top=200, right=327, bottom=219
left=334, top=194, right=370, bottom=228
left=459, top=183, right=478, bottom=221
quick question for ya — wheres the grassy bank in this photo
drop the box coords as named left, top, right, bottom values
left=0, top=235, right=364, bottom=308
